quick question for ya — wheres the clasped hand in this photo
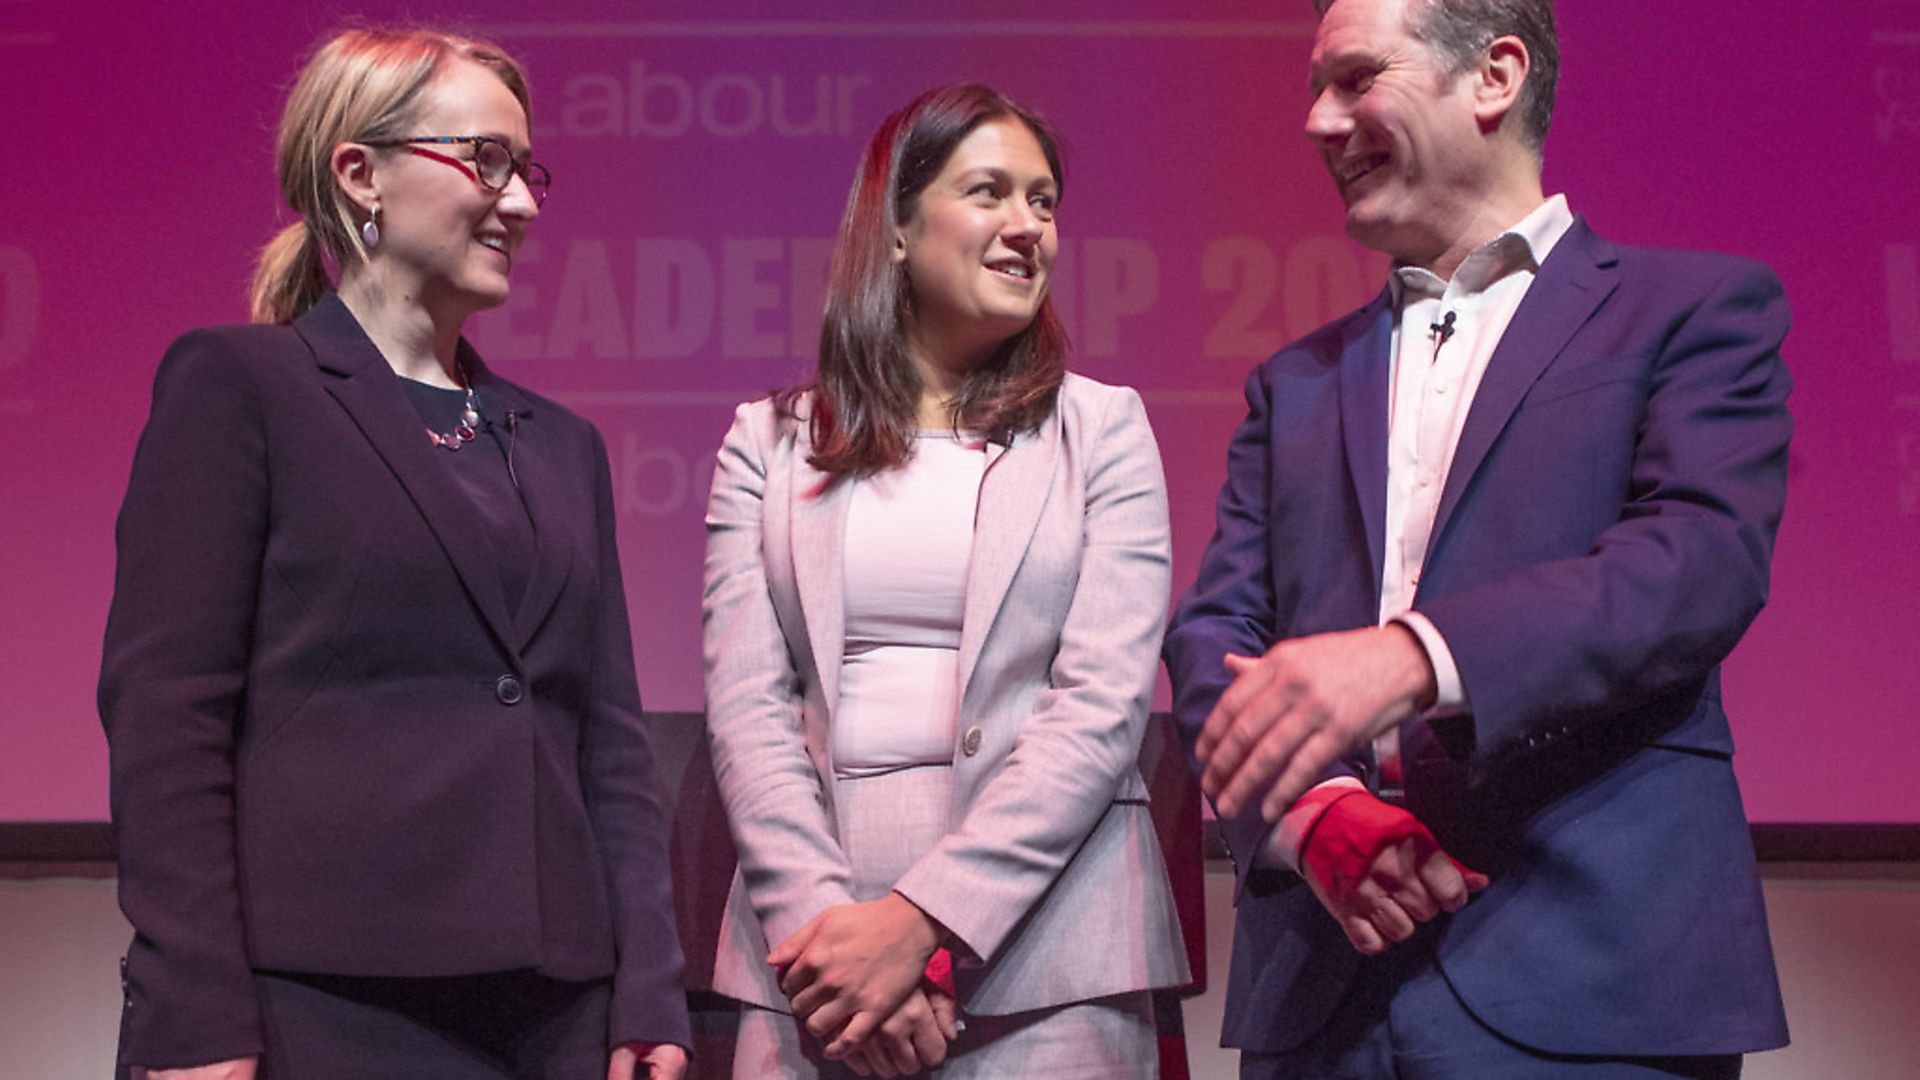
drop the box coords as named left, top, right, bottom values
left=1195, top=625, right=1436, bottom=823
left=769, top=892, right=957, bottom=1075
left=1298, top=788, right=1489, bottom=954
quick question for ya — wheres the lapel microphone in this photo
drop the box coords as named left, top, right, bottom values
left=1429, top=310, right=1457, bottom=346
left=501, top=407, right=530, bottom=489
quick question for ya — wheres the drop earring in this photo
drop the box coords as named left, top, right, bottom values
left=361, top=206, right=381, bottom=249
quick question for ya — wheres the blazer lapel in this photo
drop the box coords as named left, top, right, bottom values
left=296, top=296, right=520, bottom=660
left=788, top=427, right=852, bottom=713
left=957, top=416, right=1060, bottom=707
left=1338, top=291, right=1395, bottom=612
left=1427, top=220, right=1621, bottom=558
left=480, top=367, right=575, bottom=649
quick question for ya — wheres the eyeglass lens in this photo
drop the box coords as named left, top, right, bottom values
left=474, top=140, right=550, bottom=205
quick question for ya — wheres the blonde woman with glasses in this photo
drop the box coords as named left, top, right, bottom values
left=101, top=26, right=688, bottom=1079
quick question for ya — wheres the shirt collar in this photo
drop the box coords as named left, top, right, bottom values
left=1389, top=194, right=1576, bottom=307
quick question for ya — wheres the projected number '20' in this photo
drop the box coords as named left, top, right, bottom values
left=1202, top=236, right=1388, bottom=360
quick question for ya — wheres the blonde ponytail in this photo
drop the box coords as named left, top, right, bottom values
left=248, top=222, right=330, bottom=325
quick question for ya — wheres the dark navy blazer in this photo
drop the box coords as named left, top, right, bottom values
left=1165, top=220, right=1792, bottom=1057
left=100, top=294, right=690, bottom=1069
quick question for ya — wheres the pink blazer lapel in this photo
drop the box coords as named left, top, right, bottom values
left=956, top=414, right=1061, bottom=710
left=786, top=430, right=852, bottom=716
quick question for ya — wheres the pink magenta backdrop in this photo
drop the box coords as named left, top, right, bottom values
left=2, top=1, right=1916, bottom=822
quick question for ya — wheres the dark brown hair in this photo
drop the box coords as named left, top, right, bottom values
left=779, top=83, right=1069, bottom=478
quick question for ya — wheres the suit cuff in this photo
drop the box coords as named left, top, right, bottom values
left=1394, top=612, right=1467, bottom=714
left=610, top=964, right=693, bottom=1053
left=1256, top=777, right=1367, bottom=872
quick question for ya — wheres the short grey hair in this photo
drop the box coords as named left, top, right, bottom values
left=1314, top=0, right=1559, bottom=153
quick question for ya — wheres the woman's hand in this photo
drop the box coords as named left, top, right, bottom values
left=608, top=1041, right=688, bottom=1080
left=836, top=985, right=960, bottom=1077
left=768, top=892, right=945, bottom=1058
left=140, top=1059, right=258, bottom=1080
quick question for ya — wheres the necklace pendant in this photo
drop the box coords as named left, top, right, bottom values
left=424, top=359, right=483, bottom=450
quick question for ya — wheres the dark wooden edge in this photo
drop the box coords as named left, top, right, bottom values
left=0, top=821, right=115, bottom=863
left=1749, top=824, right=1920, bottom=863
left=10, top=821, right=1920, bottom=867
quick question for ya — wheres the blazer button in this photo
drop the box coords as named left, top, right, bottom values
left=495, top=675, right=524, bottom=705
left=961, top=727, right=983, bottom=756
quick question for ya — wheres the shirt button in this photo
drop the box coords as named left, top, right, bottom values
left=495, top=675, right=524, bottom=705
left=961, top=727, right=983, bottom=756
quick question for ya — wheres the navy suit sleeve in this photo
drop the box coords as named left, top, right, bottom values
left=99, top=331, right=268, bottom=1067
left=1165, top=363, right=1359, bottom=886
left=580, top=427, right=694, bottom=1051
left=1418, top=260, right=1792, bottom=760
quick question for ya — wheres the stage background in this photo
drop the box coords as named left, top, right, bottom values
left=3, top=0, right=1916, bottom=824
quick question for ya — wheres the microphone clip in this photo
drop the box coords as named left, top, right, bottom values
left=502, top=409, right=523, bottom=489
left=1429, top=310, right=1457, bottom=346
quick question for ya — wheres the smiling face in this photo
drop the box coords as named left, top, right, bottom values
left=366, top=58, right=539, bottom=321
left=894, top=117, right=1060, bottom=375
left=1306, top=0, right=1490, bottom=270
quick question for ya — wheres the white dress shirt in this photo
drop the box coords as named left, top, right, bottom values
left=1265, top=195, right=1577, bottom=869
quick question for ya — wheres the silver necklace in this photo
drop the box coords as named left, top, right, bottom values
left=426, top=360, right=482, bottom=450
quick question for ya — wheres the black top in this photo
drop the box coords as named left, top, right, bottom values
left=400, top=379, right=537, bottom=618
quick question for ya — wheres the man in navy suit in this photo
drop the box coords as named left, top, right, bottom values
left=1165, top=0, right=1792, bottom=1075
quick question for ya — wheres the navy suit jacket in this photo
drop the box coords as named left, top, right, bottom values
left=100, top=294, right=690, bottom=1069
left=1165, top=220, right=1792, bottom=1056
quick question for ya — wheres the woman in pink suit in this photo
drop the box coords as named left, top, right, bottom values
left=702, top=84, right=1190, bottom=1079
